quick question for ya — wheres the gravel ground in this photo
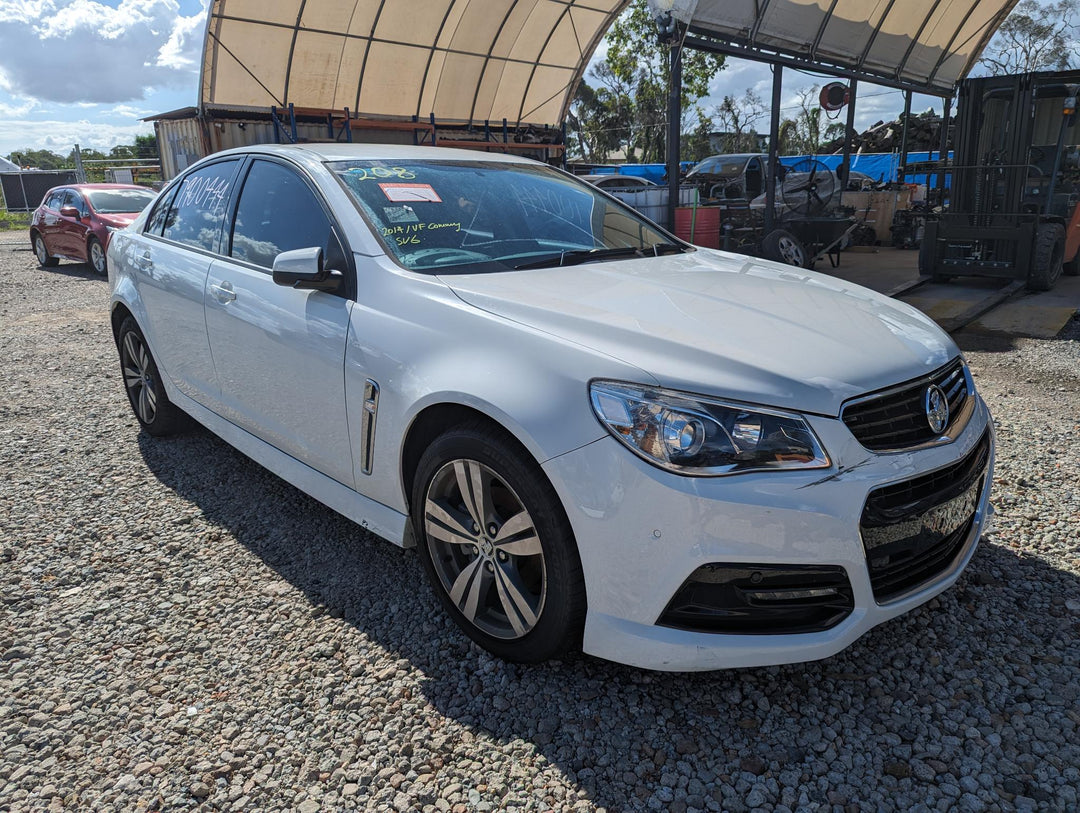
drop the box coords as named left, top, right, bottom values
left=1, top=241, right=1078, bottom=813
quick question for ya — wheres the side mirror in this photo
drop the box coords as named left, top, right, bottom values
left=60, top=205, right=81, bottom=219
left=272, top=246, right=341, bottom=292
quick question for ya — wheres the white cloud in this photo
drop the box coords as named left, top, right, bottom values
left=0, top=0, right=205, bottom=104
left=0, top=117, right=153, bottom=156
left=103, top=103, right=154, bottom=119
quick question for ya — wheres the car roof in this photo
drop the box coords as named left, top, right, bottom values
left=68, top=183, right=154, bottom=192
left=214, top=142, right=540, bottom=166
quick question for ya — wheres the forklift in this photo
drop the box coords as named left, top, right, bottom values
left=920, top=70, right=1080, bottom=291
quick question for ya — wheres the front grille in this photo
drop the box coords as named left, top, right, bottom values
left=842, top=358, right=970, bottom=451
left=657, top=563, right=853, bottom=634
left=861, top=432, right=990, bottom=603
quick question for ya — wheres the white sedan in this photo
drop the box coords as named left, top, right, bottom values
left=107, top=144, right=993, bottom=671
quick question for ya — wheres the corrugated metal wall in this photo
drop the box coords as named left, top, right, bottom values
left=155, top=115, right=416, bottom=180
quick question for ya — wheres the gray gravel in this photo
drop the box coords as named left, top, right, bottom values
left=1, top=241, right=1079, bottom=812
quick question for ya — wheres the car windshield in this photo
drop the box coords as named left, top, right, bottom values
left=86, top=188, right=157, bottom=214
left=688, top=157, right=749, bottom=179
left=330, top=159, right=676, bottom=273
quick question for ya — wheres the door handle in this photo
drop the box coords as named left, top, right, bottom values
left=210, top=281, right=236, bottom=303
left=136, top=250, right=153, bottom=271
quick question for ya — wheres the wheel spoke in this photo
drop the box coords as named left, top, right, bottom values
left=448, top=557, right=484, bottom=616
left=493, top=510, right=541, bottom=556
left=137, top=386, right=153, bottom=423
left=145, top=382, right=158, bottom=411
left=425, top=499, right=478, bottom=547
left=492, top=562, right=537, bottom=637
left=122, top=365, right=142, bottom=390
left=123, top=333, right=141, bottom=370
left=454, top=460, right=491, bottom=529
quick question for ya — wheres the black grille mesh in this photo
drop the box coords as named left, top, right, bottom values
left=860, top=432, right=990, bottom=603
left=842, top=359, right=970, bottom=451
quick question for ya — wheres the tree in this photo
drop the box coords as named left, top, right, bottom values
left=979, top=0, right=1079, bottom=75
left=567, top=80, right=628, bottom=163
left=133, top=134, right=159, bottom=160
left=598, top=0, right=725, bottom=162
left=6, top=149, right=69, bottom=170
left=708, top=88, right=767, bottom=154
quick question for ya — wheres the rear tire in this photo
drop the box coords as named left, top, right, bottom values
left=116, top=317, right=185, bottom=436
left=1028, top=222, right=1065, bottom=292
left=88, top=236, right=107, bottom=276
left=33, top=234, right=59, bottom=267
left=411, top=421, right=586, bottom=663
left=761, top=229, right=807, bottom=267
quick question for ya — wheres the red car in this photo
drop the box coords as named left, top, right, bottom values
left=30, top=183, right=158, bottom=275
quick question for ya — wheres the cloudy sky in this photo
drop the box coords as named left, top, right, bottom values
left=0, top=0, right=996, bottom=160
left=0, top=0, right=206, bottom=157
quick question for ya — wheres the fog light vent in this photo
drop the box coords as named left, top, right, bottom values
left=657, top=563, right=853, bottom=634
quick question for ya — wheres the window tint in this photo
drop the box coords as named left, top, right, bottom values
left=145, top=186, right=177, bottom=236
left=230, top=160, right=342, bottom=270
left=161, top=161, right=238, bottom=253
left=44, top=190, right=64, bottom=210
left=68, top=190, right=89, bottom=217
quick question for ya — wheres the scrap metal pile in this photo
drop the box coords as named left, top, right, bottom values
left=821, top=111, right=953, bottom=155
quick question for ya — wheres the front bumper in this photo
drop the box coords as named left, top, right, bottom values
left=541, top=395, right=994, bottom=671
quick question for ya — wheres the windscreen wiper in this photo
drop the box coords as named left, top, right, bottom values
left=514, top=246, right=644, bottom=270
left=648, top=242, right=687, bottom=256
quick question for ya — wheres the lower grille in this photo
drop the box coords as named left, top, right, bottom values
left=861, top=432, right=990, bottom=603
left=657, top=563, right=853, bottom=634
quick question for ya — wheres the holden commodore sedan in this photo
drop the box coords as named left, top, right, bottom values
left=107, top=144, right=993, bottom=671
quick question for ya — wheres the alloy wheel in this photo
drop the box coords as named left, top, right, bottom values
left=35, top=237, right=49, bottom=264
left=90, top=240, right=106, bottom=275
left=423, top=459, right=546, bottom=639
left=778, top=235, right=805, bottom=266
left=120, top=330, right=158, bottom=425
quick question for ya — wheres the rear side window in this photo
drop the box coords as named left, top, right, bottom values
left=144, top=186, right=178, bottom=236
left=161, top=161, right=239, bottom=253
left=230, top=159, right=344, bottom=271
left=43, top=190, right=64, bottom=209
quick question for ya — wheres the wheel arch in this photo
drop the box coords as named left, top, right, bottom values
left=399, top=402, right=546, bottom=515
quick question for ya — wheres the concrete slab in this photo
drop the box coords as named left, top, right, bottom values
left=820, top=247, right=1080, bottom=337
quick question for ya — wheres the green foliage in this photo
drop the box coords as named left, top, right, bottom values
left=595, top=0, right=724, bottom=163
left=6, top=149, right=72, bottom=171
left=707, top=88, right=767, bottom=154
left=980, top=0, right=1078, bottom=75
left=567, top=80, right=628, bottom=163
left=0, top=209, right=31, bottom=231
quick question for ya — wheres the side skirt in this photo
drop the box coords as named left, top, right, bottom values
left=169, top=387, right=411, bottom=547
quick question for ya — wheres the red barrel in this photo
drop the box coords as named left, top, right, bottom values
left=674, top=206, right=721, bottom=248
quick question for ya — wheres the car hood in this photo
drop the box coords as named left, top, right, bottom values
left=97, top=213, right=138, bottom=228
left=439, top=250, right=956, bottom=417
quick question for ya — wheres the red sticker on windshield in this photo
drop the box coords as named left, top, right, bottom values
left=379, top=183, right=442, bottom=203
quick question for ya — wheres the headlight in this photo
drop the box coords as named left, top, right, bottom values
left=589, top=381, right=830, bottom=476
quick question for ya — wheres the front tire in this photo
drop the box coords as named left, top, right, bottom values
left=33, top=234, right=59, bottom=267
left=411, top=422, right=586, bottom=663
left=88, top=236, right=107, bottom=276
left=117, top=317, right=185, bottom=436
left=1028, top=222, right=1064, bottom=292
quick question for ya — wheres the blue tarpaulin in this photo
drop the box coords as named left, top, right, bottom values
left=599, top=153, right=953, bottom=187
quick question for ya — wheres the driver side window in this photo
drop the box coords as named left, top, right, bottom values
left=230, top=160, right=344, bottom=272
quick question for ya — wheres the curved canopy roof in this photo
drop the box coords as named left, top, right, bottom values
left=198, top=0, right=1017, bottom=125
left=685, top=0, right=1021, bottom=96
left=199, top=0, right=629, bottom=126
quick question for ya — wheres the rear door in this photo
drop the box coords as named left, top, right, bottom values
left=204, top=157, right=356, bottom=487
left=134, top=158, right=242, bottom=408
left=37, top=190, right=65, bottom=253
left=53, top=190, right=84, bottom=256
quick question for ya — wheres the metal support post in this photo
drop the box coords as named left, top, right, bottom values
left=666, top=38, right=683, bottom=231
left=899, top=91, right=912, bottom=182
left=937, top=97, right=952, bottom=200
left=841, top=80, right=858, bottom=184
left=765, top=65, right=783, bottom=233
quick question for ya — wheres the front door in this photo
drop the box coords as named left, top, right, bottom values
left=204, top=158, right=356, bottom=487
